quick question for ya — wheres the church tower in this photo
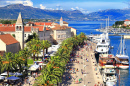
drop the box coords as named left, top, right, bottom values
left=15, top=12, right=24, bottom=49
left=60, top=17, right=63, bottom=26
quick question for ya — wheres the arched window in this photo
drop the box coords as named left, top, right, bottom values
left=19, top=26, right=21, bottom=30
left=16, top=26, right=19, bottom=31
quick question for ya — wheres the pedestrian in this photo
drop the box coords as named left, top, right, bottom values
left=77, top=68, right=78, bottom=72
left=69, top=77, right=70, bottom=80
left=29, top=81, right=31, bottom=86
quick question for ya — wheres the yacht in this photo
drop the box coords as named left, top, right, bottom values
left=98, top=54, right=116, bottom=69
left=115, top=36, right=129, bottom=69
left=95, top=18, right=110, bottom=54
left=102, top=68, right=117, bottom=83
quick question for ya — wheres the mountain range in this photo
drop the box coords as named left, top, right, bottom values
left=0, top=4, right=130, bottom=21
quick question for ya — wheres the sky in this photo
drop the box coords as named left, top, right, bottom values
left=0, top=0, right=129, bottom=14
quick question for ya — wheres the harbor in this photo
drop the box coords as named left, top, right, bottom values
left=68, top=21, right=130, bottom=86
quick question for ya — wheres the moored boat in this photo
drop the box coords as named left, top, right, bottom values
left=98, top=54, right=116, bottom=69
left=115, top=36, right=129, bottom=69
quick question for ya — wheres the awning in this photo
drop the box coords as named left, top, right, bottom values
left=28, top=64, right=40, bottom=71
left=13, top=72, right=22, bottom=76
left=1, top=72, right=14, bottom=76
left=0, top=75, right=5, bottom=80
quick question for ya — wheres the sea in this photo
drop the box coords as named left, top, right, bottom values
left=67, top=21, right=130, bottom=86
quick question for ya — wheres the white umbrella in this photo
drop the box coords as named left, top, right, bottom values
left=0, top=75, right=5, bottom=80
left=1, top=72, right=14, bottom=76
left=45, top=54, right=49, bottom=56
left=28, top=64, right=40, bottom=71
left=39, top=63, right=46, bottom=66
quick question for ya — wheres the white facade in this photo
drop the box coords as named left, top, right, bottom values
left=0, top=39, right=6, bottom=51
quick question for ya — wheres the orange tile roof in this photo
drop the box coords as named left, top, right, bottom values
left=34, top=22, right=52, bottom=26
left=51, top=25, right=71, bottom=30
left=124, top=19, right=130, bottom=21
left=24, top=26, right=31, bottom=32
left=0, top=26, right=32, bottom=32
left=33, top=26, right=43, bottom=31
left=0, top=26, right=15, bottom=32
left=63, top=21, right=68, bottom=24
left=0, top=34, right=19, bottom=45
left=33, top=26, right=50, bottom=31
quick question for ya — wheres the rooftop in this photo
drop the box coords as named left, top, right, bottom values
left=0, top=34, right=19, bottom=45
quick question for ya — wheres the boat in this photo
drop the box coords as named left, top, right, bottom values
left=95, top=17, right=110, bottom=54
left=98, top=54, right=116, bottom=69
left=102, top=68, right=117, bottom=83
left=106, top=81, right=116, bottom=86
left=115, top=36, right=129, bottom=69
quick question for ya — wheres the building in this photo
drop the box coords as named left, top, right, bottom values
left=124, top=19, right=130, bottom=26
left=0, top=14, right=76, bottom=46
left=0, top=34, right=20, bottom=53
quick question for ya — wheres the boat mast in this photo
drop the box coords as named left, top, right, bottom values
left=106, top=18, right=107, bottom=33
left=123, top=39, right=125, bottom=55
left=108, top=16, right=109, bottom=28
left=120, top=35, right=122, bottom=55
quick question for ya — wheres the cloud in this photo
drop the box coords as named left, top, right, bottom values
left=40, top=4, right=46, bottom=9
left=71, top=8, right=75, bottom=10
left=75, top=6, right=79, bottom=10
left=0, top=0, right=33, bottom=7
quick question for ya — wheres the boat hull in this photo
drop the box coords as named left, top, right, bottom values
left=116, top=65, right=129, bottom=69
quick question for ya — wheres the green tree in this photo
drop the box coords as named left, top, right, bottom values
left=1, top=52, right=14, bottom=77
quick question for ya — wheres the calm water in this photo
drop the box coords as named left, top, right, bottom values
left=67, top=21, right=130, bottom=86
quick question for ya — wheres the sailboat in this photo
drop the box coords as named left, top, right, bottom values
left=115, top=36, right=129, bottom=69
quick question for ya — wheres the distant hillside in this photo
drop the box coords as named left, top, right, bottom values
left=86, top=9, right=130, bottom=21
left=0, top=4, right=130, bottom=21
left=0, top=4, right=86, bottom=20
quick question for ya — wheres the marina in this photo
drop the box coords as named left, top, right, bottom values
left=68, top=21, right=130, bottom=86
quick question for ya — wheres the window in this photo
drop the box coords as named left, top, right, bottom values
left=19, top=26, right=21, bottom=30
left=24, top=34, right=26, bottom=37
left=16, top=26, right=18, bottom=31
left=58, top=35, right=60, bottom=38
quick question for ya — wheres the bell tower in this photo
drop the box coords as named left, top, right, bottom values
left=15, top=12, right=24, bottom=49
left=60, top=17, right=63, bottom=26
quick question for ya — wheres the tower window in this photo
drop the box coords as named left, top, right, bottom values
left=16, top=26, right=19, bottom=31
left=25, top=34, right=26, bottom=37
left=19, top=26, right=21, bottom=30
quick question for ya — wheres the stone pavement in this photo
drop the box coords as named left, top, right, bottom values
left=62, top=41, right=104, bottom=86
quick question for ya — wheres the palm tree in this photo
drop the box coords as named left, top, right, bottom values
left=27, top=39, right=38, bottom=61
left=2, top=52, right=14, bottom=77
left=13, top=50, right=25, bottom=73
left=23, top=47, right=31, bottom=75
left=0, top=55, right=3, bottom=74
left=35, top=40, right=41, bottom=60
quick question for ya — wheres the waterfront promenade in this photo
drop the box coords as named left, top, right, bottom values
left=62, top=41, right=103, bottom=86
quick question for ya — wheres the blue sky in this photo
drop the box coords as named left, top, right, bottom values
left=0, top=0, right=129, bottom=13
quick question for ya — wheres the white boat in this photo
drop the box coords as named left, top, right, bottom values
left=95, top=17, right=110, bottom=54
left=102, top=68, right=117, bottom=83
left=106, top=81, right=116, bottom=86
left=115, top=36, right=129, bottom=69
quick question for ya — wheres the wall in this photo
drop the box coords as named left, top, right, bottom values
left=6, top=43, right=20, bottom=53
left=71, top=28, right=76, bottom=36
left=0, top=40, right=6, bottom=51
